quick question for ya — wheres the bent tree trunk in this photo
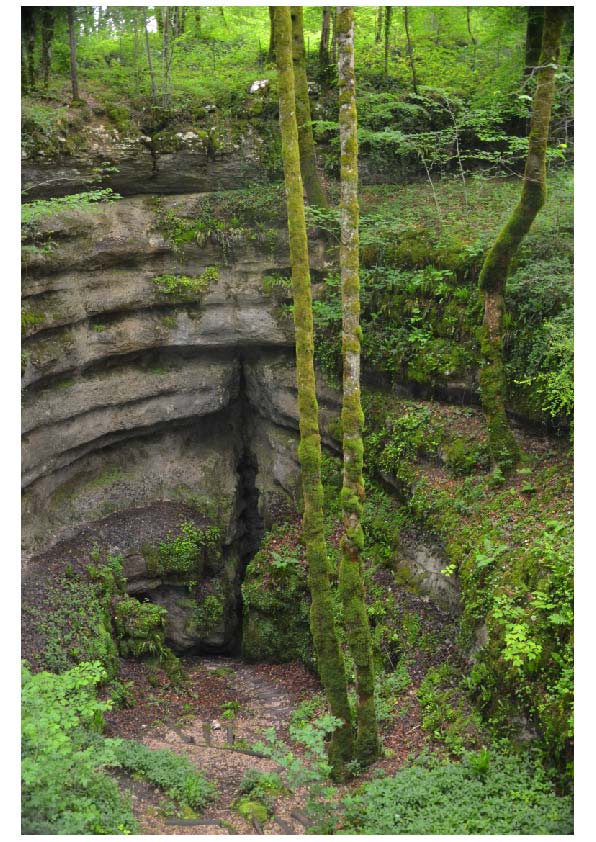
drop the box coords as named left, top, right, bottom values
left=291, top=6, right=328, bottom=208
left=478, top=6, right=563, bottom=469
left=337, top=6, right=381, bottom=768
left=274, top=5, right=354, bottom=778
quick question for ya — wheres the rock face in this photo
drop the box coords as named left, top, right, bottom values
left=21, top=192, right=340, bottom=651
left=22, top=118, right=269, bottom=199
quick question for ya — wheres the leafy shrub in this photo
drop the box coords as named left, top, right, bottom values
left=149, top=522, right=222, bottom=577
left=25, top=569, right=121, bottom=677
left=151, top=267, right=219, bottom=298
left=21, top=661, right=137, bottom=835
left=113, top=596, right=167, bottom=658
left=109, top=739, right=217, bottom=811
left=339, top=750, right=573, bottom=834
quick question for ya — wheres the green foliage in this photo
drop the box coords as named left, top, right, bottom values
left=235, top=770, right=287, bottom=821
left=241, top=525, right=312, bottom=665
left=418, top=664, right=483, bottom=756
left=113, top=596, right=167, bottom=659
left=24, top=563, right=122, bottom=677
left=22, top=661, right=137, bottom=835
left=21, top=189, right=120, bottom=233
left=339, top=750, right=573, bottom=834
left=109, top=739, right=217, bottom=812
left=374, top=661, right=412, bottom=722
left=151, top=267, right=218, bottom=298
left=149, top=521, right=222, bottom=577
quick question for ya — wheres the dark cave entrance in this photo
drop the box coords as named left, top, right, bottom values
left=126, top=361, right=266, bottom=658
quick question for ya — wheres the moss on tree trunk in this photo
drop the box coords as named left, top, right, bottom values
left=291, top=7, right=328, bottom=208
left=478, top=6, right=563, bottom=469
left=274, top=5, right=354, bottom=778
left=337, top=5, right=381, bottom=768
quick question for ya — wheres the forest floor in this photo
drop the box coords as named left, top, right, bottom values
left=105, top=654, right=431, bottom=835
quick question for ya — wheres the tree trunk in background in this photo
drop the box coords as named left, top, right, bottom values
left=194, top=8, right=202, bottom=36
left=67, top=7, right=80, bottom=101
left=144, top=12, right=157, bottom=102
left=274, top=4, right=354, bottom=780
left=291, top=6, right=328, bottom=208
left=336, top=5, right=381, bottom=769
left=384, top=6, right=392, bottom=75
left=162, top=7, right=172, bottom=106
left=40, top=8, right=55, bottom=91
left=22, top=8, right=36, bottom=92
left=375, top=7, right=383, bottom=44
left=478, top=7, right=563, bottom=469
left=404, top=6, right=418, bottom=93
left=331, top=9, right=338, bottom=64
left=268, top=7, right=276, bottom=62
left=466, top=6, right=477, bottom=71
left=320, top=7, right=331, bottom=66
left=525, top=6, right=544, bottom=76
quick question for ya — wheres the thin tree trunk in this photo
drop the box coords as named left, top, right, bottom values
left=162, top=7, right=172, bottom=106
left=525, top=6, right=544, bottom=76
left=320, top=7, right=331, bottom=65
left=337, top=5, right=381, bottom=768
left=194, top=8, right=201, bottom=36
left=331, top=8, right=338, bottom=64
left=478, top=7, right=563, bottom=469
left=291, top=6, right=328, bottom=208
left=274, top=4, right=354, bottom=780
left=144, top=12, right=157, bottom=102
left=67, top=7, right=80, bottom=101
left=375, top=7, right=383, bottom=44
left=404, top=7, right=418, bottom=94
left=466, top=6, right=477, bottom=71
left=22, top=8, right=36, bottom=92
left=384, top=6, right=392, bottom=76
left=40, top=8, right=55, bottom=91
left=268, top=7, right=276, bottom=62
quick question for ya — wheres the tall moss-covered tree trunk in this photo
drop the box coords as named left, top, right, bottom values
left=291, top=7, right=328, bottom=208
left=336, top=6, right=381, bottom=768
left=67, top=7, right=80, bottom=101
left=525, top=6, right=544, bottom=76
left=478, top=6, right=563, bottom=469
left=274, top=5, right=354, bottom=779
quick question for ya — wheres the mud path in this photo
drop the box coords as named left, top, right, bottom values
left=117, top=657, right=318, bottom=835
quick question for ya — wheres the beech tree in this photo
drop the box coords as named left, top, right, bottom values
left=336, top=5, right=381, bottom=767
left=274, top=4, right=354, bottom=778
left=291, top=7, right=328, bottom=208
left=478, top=6, right=563, bottom=468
